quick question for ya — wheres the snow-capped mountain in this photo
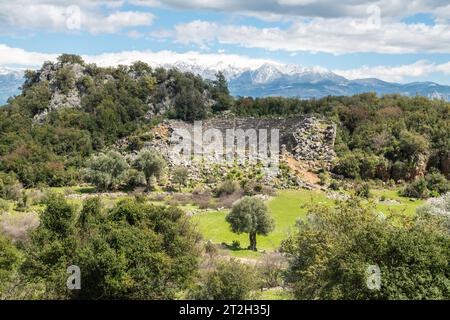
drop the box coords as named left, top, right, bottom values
left=226, top=64, right=450, bottom=100
left=162, top=61, right=249, bottom=80
left=0, top=67, right=24, bottom=105
left=1, top=61, right=450, bottom=105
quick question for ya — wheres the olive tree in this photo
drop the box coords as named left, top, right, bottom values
left=134, top=149, right=166, bottom=191
left=173, top=166, right=189, bottom=191
left=85, top=151, right=129, bottom=191
left=226, top=196, right=274, bottom=251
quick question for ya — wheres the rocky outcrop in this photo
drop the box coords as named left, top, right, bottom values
left=144, top=115, right=336, bottom=188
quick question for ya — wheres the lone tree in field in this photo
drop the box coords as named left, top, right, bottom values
left=134, top=149, right=166, bottom=191
left=226, top=196, right=274, bottom=251
left=173, top=166, right=189, bottom=191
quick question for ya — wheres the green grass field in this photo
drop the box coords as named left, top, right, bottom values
left=192, top=188, right=424, bottom=257
left=2, top=185, right=425, bottom=259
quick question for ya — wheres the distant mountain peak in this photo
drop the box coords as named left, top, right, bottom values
left=1, top=60, right=450, bottom=104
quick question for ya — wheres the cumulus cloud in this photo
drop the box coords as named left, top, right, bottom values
left=0, top=1, right=154, bottom=34
left=135, top=0, right=450, bottom=20
left=166, top=18, right=450, bottom=54
left=334, top=60, right=450, bottom=82
left=0, top=44, right=57, bottom=66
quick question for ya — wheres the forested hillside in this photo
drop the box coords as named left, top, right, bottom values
left=0, top=54, right=449, bottom=190
left=1, top=55, right=449, bottom=301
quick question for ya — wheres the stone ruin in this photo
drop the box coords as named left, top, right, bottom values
left=145, top=115, right=336, bottom=188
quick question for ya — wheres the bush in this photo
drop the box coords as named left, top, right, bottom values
left=0, top=234, right=21, bottom=295
left=425, top=171, right=449, bottom=196
left=0, top=173, right=23, bottom=201
left=318, top=172, right=330, bottom=186
left=355, top=183, right=371, bottom=198
left=259, top=253, right=287, bottom=288
left=216, top=179, right=238, bottom=197
left=190, top=260, right=259, bottom=300
left=55, top=67, right=76, bottom=94
left=242, top=179, right=263, bottom=196
left=231, top=240, right=241, bottom=250
left=84, top=151, right=129, bottom=191
left=333, top=152, right=360, bottom=179
left=282, top=197, right=450, bottom=300
left=21, top=198, right=201, bottom=299
left=123, top=168, right=145, bottom=190
left=401, top=178, right=430, bottom=199
left=329, top=180, right=340, bottom=190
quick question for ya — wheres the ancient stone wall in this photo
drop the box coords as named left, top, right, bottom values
left=147, top=115, right=336, bottom=168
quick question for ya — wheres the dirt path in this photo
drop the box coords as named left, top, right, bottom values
left=285, top=156, right=321, bottom=187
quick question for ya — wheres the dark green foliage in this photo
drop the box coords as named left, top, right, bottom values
left=401, top=171, right=450, bottom=199
left=226, top=196, right=274, bottom=251
left=56, top=67, right=76, bottom=94
left=57, top=54, right=85, bottom=65
left=0, top=234, right=21, bottom=295
left=134, top=149, right=166, bottom=191
left=211, top=72, right=233, bottom=112
left=0, top=55, right=448, bottom=189
left=19, top=197, right=201, bottom=299
left=190, top=260, right=258, bottom=300
left=173, top=166, right=189, bottom=191
left=174, top=86, right=207, bottom=121
left=216, top=179, right=238, bottom=196
left=0, top=55, right=228, bottom=187
left=233, top=93, right=449, bottom=181
left=77, top=197, right=103, bottom=234
left=355, top=182, right=371, bottom=198
left=84, top=151, right=129, bottom=191
left=40, top=193, right=76, bottom=237
left=425, top=171, right=450, bottom=196
left=282, top=198, right=450, bottom=300
left=401, top=177, right=430, bottom=199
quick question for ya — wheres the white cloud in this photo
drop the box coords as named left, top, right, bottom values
left=0, top=44, right=57, bottom=66
left=83, top=49, right=277, bottom=72
left=134, top=0, right=450, bottom=20
left=333, top=60, right=450, bottom=82
left=0, top=2, right=154, bottom=34
left=85, top=11, right=155, bottom=34
left=2, top=43, right=450, bottom=83
left=167, top=18, right=450, bottom=54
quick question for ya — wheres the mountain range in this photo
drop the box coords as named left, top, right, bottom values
left=0, top=67, right=25, bottom=105
left=1, top=62, right=450, bottom=105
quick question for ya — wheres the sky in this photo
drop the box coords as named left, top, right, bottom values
left=1, top=0, right=450, bottom=83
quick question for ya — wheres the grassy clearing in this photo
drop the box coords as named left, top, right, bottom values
left=193, top=189, right=332, bottom=256
left=3, top=185, right=424, bottom=259
left=193, top=188, right=424, bottom=257
left=256, top=288, right=293, bottom=300
left=372, top=189, right=425, bottom=216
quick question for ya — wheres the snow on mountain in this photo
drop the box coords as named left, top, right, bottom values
left=1, top=60, right=450, bottom=104
left=0, top=67, right=24, bottom=105
left=0, top=66, right=24, bottom=78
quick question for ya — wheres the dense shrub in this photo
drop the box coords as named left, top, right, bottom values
left=216, top=179, right=238, bottom=197
left=190, top=260, right=258, bottom=300
left=401, top=178, right=430, bottom=199
left=282, top=198, right=450, bottom=300
left=18, top=197, right=201, bottom=299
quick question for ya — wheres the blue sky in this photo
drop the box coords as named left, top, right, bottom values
left=1, top=0, right=450, bottom=84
